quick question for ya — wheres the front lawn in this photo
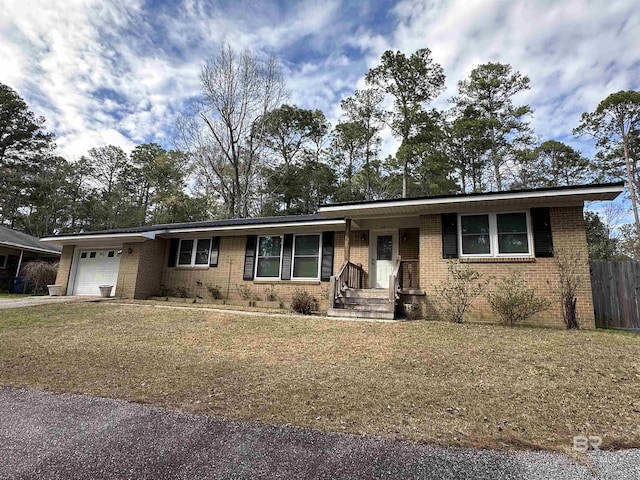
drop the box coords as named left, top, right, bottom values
left=1, top=303, right=639, bottom=453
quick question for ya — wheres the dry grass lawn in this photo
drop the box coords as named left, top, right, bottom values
left=1, top=302, right=639, bottom=454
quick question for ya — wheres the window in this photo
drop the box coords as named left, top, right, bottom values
left=256, top=236, right=282, bottom=279
left=89, top=252, right=96, bottom=258
left=176, top=238, right=211, bottom=267
left=459, top=212, right=531, bottom=257
left=80, top=252, right=87, bottom=259
left=0, top=254, right=6, bottom=269
left=292, top=234, right=321, bottom=279
left=107, top=251, right=115, bottom=258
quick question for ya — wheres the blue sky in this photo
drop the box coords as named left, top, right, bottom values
left=0, top=0, right=639, bottom=168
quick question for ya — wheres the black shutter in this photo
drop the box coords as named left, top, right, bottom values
left=441, top=213, right=458, bottom=259
left=168, top=238, right=179, bottom=267
left=243, top=235, right=257, bottom=280
left=531, top=207, right=554, bottom=257
left=281, top=234, right=293, bottom=280
left=209, top=236, right=220, bottom=267
left=321, top=231, right=334, bottom=281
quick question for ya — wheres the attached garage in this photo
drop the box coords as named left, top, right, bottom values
left=71, top=249, right=121, bottom=296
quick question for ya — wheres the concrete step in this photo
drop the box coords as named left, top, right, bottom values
left=337, top=303, right=393, bottom=312
left=336, top=296, right=389, bottom=306
left=341, top=288, right=389, bottom=299
left=327, top=307, right=395, bottom=320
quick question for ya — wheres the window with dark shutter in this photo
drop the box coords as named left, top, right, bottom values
left=441, top=213, right=458, bottom=259
left=210, top=237, right=220, bottom=267
left=168, top=238, right=179, bottom=267
left=243, top=235, right=257, bottom=280
left=280, top=234, right=294, bottom=280
left=321, top=231, right=334, bottom=281
left=531, top=207, right=554, bottom=257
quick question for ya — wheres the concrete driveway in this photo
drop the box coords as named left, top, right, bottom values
left=1, top=388, right=638, bottom=479
left=0, top=295, right=104, bottom=309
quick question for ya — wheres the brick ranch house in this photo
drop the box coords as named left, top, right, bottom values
left=42, top=182, right=623, bottom=327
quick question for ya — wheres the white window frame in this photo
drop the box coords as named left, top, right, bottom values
left=458, top=211, right=533, bottom=258
left=176, top=238, right=212, bottom=267
left=291, top=234, right=322, bottom=281
left=0, top=254, right=7, bottom=269
left=255, top=235, right=284, bottom=280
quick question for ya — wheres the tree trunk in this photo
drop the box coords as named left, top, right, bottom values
left=622, top=134, right=640, bottom=257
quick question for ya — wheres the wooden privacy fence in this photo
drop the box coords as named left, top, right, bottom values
left=590, top=261, right=640, bottom=330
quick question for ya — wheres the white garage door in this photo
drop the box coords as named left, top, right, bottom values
left=72, top=249, right=121, bottom=296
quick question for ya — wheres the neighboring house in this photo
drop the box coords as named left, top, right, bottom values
left=42, top=182, right=623, bottom=327
left=0, top=225, right=63, bottom=292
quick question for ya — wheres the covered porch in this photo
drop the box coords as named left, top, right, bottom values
left=327, top=216, right=422, bottom=319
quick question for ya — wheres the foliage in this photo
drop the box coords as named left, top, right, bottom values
left=264, top=285, right=279, bottom=302
left=21, top=261, right=58, bottom=295
left=617, top=223, right=640, bottom=260
left=366, top=48, right=446, bottom=197
left=551, top=248, right=583, bottom=329
left=453, top=62, right=533, bottom=191
left=434, top=262, right=490, bottom=323
left=206, top=284, right=222, bottom=300
left=487, top=272, right=550, bottom=326
left=404, top=301, right=422, bottom=320
left=174, top=284, right=190, bottom=298
left=575, top=90, right=640, bottom=256
left=290, top=289, right=317, bottom=315
left=585, top=211, right=618, bottom=260
left=181, top=44, right=288, bottom=218
left=236, top=284, right=255, bottom=301
left=514, top=140, right=591, bottom=189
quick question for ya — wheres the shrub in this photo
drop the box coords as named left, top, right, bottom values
left=551, top=248, right=582, bottom=329
left=206, top=284, right=222, bottom=299
left=434, top=261, right=490, bottom=323
left=291, top=289, right=317, bottom=315
left=21, top=260, right=58, bottom=294
left=264, top=285, right=279, bottom=302
left=236, top=284, right=256, bottom=301
left=404, top=301, right=422, bottom=320
left=487, top=272, right=550, bottom=326
left=174, top=284, right=190, bottom=298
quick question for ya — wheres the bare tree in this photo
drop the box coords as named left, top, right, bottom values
left=182, top=44, right=288, bottom=218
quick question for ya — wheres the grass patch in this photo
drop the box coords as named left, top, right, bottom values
left=0, top=292, right=31, bottom=298
left=1, top=303, right=639, bottom=454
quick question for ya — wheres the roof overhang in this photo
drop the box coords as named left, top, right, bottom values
left=40, top=231, right=162, bottom=246
left=0, top=241, right=62, bottom=256
left=318, top=184, right=625, bottom=219
left=162, top=219, right=345, bottom=235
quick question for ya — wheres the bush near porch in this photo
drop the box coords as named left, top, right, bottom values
left=1, top=302, right=639, bottom=454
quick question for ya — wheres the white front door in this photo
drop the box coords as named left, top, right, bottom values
left=72, top=249, right=121, bottom=295
left=370, top=231, right=396, bottom=289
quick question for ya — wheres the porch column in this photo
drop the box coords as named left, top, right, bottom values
left=344, top=218, right=351, bottom=262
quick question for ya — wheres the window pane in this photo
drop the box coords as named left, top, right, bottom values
left=498, top=234, right=529, bottom=254
left=497, top=213, right=527, bottom=233
left=257, top=258, right=280, bottom=277
left=462, top=234, right=491, bottom=255
left=295, top=235, right=319, bottom=255
left=195, top=239, right=211, bottom=265
left=461, top=215, right=490, bottom=234
left=376, top=235, right=393, bottom=260
left=178, top=240, right=193, bottom=265
left=80, top=252, right=87, bottom=258
left=258, top=236, right=281, bottom=257
left=293, top=257, right=319, bottom=278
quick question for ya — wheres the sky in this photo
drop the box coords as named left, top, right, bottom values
left=1, top=0, right=639, bottom=167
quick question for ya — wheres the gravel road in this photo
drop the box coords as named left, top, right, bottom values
left=0, top=387, right=638, bottom=479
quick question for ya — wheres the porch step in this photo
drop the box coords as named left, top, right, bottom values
left=335, top=303, right=393, bottom=312
left=336, top=296, right=389, bottom=306
left=341, top=288, right=389, bottom=299
left=327, top=307, right=395, bottom=320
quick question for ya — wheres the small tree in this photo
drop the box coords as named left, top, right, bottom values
left=434, top=261, right=490, bottom=323
left=21, top=260, right=58, bottom=295
left=552, top=248, right=583, bottom=329
left=487, top=272, right=550, bottom=326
